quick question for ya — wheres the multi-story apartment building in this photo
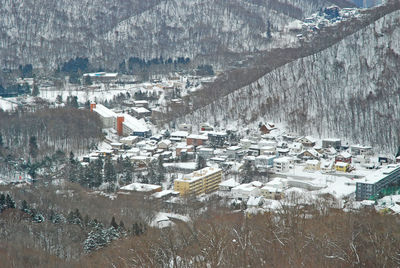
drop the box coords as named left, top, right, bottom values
left=174, top=167, right=222, bottom=196
left=356, top=165, right=400, bottom=201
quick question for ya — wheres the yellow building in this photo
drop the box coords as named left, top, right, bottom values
left=174, top=167, right=222, bottom=196
left=335, top=162, right=350, bottom=172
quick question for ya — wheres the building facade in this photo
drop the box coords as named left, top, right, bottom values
left=174, top=167, right=222, bottom=196
left=356, top=165, right=400, bottom=200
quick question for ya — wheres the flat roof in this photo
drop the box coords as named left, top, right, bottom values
left=219, top=178, right=240, bottom=188
left=122, top=114, right=149, bottom=132
left=120, top=183, right=161, bottom=192
left=132, top=107, right=150, bottom=113
left=175, top=167, right=221, bottom=183
left=359, top=165, right=400, bottom=185
left=93, top=104, right=117, bottom=118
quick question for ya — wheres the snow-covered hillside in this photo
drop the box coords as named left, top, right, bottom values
left=177, top=7, right=400, bottom=153
left=0, top=0, right=353, bottom=71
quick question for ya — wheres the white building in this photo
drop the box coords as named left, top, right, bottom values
left=231, top=183, right=262, bottom=200
left=122, top=114, right=151, bottom=137
left=92, top=104, right=117, bottom=128
left=219, top=178, right=240, bottom=192
left=273, top=157, right=292, bottom=173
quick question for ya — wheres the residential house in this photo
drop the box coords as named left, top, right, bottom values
left=170, top=131, right=189, bottom=142
left=219, top=178, right=240, bottom=192
left=297, top=148, right=322, bottom=160
left=158, top=139, right=172, bottom=150
left=198, top=147, right=214, bottom=160
left=132, top=107, right=151, bottom=118
left=247, top=196, right=264, bottom=208
left=231, top=183, right=262, bottom=200
left=176, top=143, right=194, bottom=157
left=322, top=138, right=341, bottom=149
left=335, top=152, right=352, bottom=164
left=274, top=157, right=292, bottom=173
left=296, top=136, right=317, bottom=147
left=335, top=162, right=350, bottom=172
left=261, top=186, right=283, bottom=200
left=119, top=183, right=162, bottom=195
left=186, top=134, right=208, bottom=146
left=305, top=159, right=320, bottom=171
left=350, top=144, right=373, bottom=156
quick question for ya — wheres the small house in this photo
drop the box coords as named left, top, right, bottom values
left=335, top=162, right=350, bottom=172
left=335, top=152, right=352, bottom=164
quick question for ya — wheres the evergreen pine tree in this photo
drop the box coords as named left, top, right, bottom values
left=0, top=194, right=5, bottom=210
left=196, top=155, right=207, bottom=170
left=29, top=136, right=39, bottom=159
left=5, top=194, right=15, bottom=209
left=119, top=220, right=125, bottom=230
left=110, top=216, right=118, bottom=229
left=104, top=157, right=116, bottom=183
left=32, top=84, right=40, bottom=96
left=21, top=200, right=30, bottom=213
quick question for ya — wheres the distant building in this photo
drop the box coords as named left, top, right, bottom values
left=186, top=134, right=208, bottom=147
left=91, top=103, right=117, bottom=128
left=335, top=152, right=352, bottom=164
left=335, top=162, right=350, bottom=172
left=356, top=165, right=400, bottom=201
left=274, top=157, right=292, bottom=173
left=119, top=183, right=162, bottom=194
left=231, top=182, right=263, bottom=200
left=83, top=72, right=118, bottom=83
left=322, top=138, right=341, bottom=149
left=296, top=136, right=317, bottom=147
left=174, top=167, right=222, bottom=196
left=122, top=114, right=151, bottom=137
left=219, top=178, right=240, bottom=192
left=131, top=107, right=151, bottom=118
left=305, top=160, right=320, bottom=171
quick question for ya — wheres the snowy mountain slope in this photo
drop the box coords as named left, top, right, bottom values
left=176, top=6, right=400, bottom=153
left=0, top=0, right=353, bottom=71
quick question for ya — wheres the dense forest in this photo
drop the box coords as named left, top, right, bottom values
left=0, top=186, right=399, bottom=267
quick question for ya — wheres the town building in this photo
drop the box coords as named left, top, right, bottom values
left=335, top=152, right=352, bottom=163
left=231, top=182, right=262, bottom=200
left=322, top=138, right=341, bottom=149
left=273, top=157, right=292, bottom=173
left=218, top=178, right=240, bottom=192
left=186, top=134, right=208, bottom=146
left=305, top=159, right=320, bottom=171
left=91, top=103, right=117, bottom=128
left=119, top=183, right=162, bottom=194
left=174, top=167, right=222, bottom=196
left=335, top=162, right=350, bottom=172
left=356, top=165, right=400, bottom=201
left=122, top=114, right=151, bottom=137
left=132, top=107, right=151, bottom=118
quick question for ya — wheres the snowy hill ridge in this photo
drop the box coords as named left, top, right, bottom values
left=0, top=0, right=353, bottom=70
left=177, top=7, right=400, bottom=153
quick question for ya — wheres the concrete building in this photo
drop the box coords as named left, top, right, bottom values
left=322, top=138, right=341, bottom=149
left=91, top=103, right=117, bottom=128
left=122, top=114, right=151, bottom=137
left=274, top=157, right=292, bottom=173
left=335, top=162, right=350, bottom=172
left=174, top=167, right=222, bottom=196
left=305, top=160, right=320, bottom=171
left=119, top=183, right=162, bottom=194
left=356, top=165, right=400, bottom=201
left=219, top=178, right=240, bottom=192
left=186, top=134, right=208, bottom=146
left=231, top=183, right=262, bottom=200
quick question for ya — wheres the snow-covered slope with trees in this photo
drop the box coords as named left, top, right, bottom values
left=178, top=8, right=400, bottom=152
left=0, top=0, right=353, bottom=71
